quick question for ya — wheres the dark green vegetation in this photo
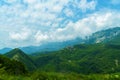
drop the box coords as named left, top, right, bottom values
left=0, top=55, right=27, bottom=75
left=32, top=44, right=120, bottom=74
left=0, top=27, right=120, bottom=80
left=0, top=43, right=119, bottom=80
left=1, top=72, right=120, bottom=80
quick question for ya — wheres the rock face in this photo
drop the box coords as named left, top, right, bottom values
left=87, top=27, right=120, bottom=44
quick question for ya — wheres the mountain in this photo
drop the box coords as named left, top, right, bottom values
left=87, top=27, right=120, bottom=44
left=4, top=48, right=37, bottom=71
left=20, top=38, right=84, bottom=53
left=32, top=43, right=120, bottom=74
left=0, top=48, right=12, bottom=54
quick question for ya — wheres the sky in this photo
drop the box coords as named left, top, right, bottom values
left=0, top=0, right=120, bottom=48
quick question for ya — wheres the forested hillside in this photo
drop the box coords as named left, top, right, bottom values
left=32, top=44, right=120, bottom=74
left=0, top=55, right=27, bottom=75
left=5, top=48, right=37, bottom=71
left=1, top=43, right=120, bottom=80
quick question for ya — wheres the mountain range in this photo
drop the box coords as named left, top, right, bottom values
left=3, top=42, right=120, bottom=74
left=0, top=48, right=12, bottom=54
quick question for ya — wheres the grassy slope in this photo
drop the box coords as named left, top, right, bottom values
left=1, top=72, right=120, bottom=80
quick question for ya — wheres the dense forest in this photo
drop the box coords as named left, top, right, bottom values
left=0, top=43, right=120, bottom=80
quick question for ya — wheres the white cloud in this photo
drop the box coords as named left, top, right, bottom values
left=72, top=11, right=120, bottom=34
left=5, top=10, right=120, bottom=47
left=78, top=0, right=97, bottom=12
left=34, top=31, right=49, bottom=43
left=9, top=28, right=32, bottom=41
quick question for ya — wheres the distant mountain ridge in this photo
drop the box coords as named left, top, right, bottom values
left=0, top=38, right=83, bottom=54
left=20, top=38, right=83, bottom=53
left=0, top=48, right=12, bottom=54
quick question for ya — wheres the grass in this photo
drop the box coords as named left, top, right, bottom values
left=1, top=72, right=120, bottom=80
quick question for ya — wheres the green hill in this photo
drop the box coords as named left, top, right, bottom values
left=5, top=48, right=37, bottom=71
left=0, top=55, right=27, bottom=75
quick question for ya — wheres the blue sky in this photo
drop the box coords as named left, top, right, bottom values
left=0, top=0, right=120, bottom=48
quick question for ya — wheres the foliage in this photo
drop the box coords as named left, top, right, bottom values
left=4, top=48, right=37, bottom=71
left=1, top=72, right=120, bottom=80
left=32, top=44, right=120, bottom=74
left=0, top=44, right=120, bottom=80
left=0, top=55, right=28, bottom=75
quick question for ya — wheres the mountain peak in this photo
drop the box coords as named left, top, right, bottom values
left=5, top=48, right=26, bottom=58
left=13, top=48, right=24, bottom=53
